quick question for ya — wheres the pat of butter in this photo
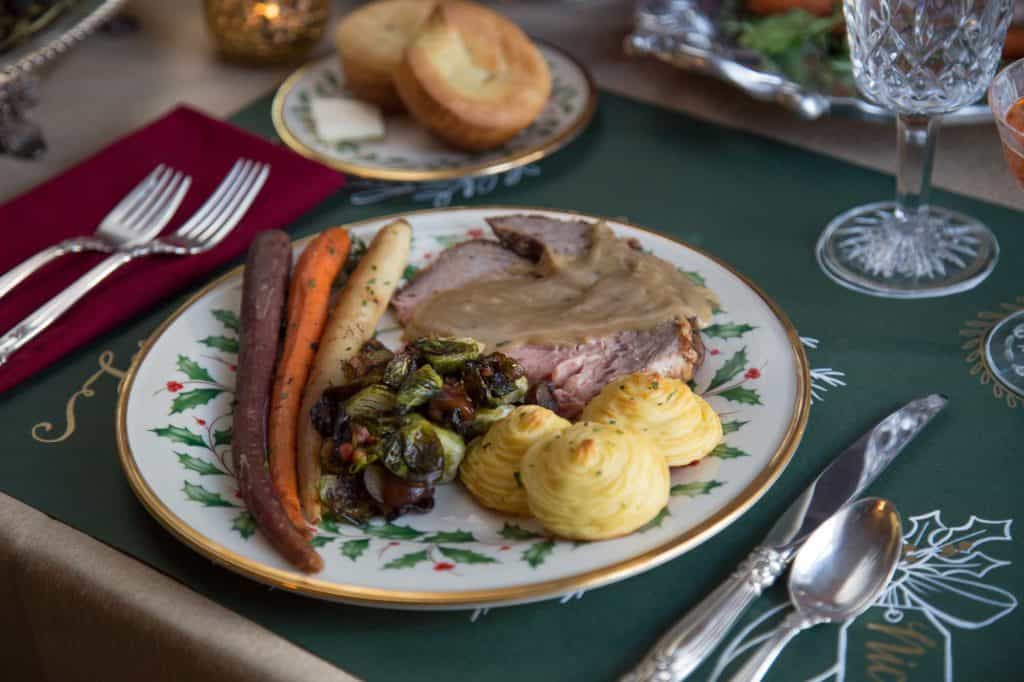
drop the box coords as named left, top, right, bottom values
left=310, top=98, right=385, bottom=142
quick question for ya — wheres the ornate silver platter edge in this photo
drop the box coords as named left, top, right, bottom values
left=625, top=0, right=992, bottom=125
left=1, top=0, right=126, bottom=158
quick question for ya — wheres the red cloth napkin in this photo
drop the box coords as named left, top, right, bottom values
left=0, top=105, right=346, bottom=394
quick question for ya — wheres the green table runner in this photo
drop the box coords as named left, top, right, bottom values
left=1, top=90, right=1020, bottom=682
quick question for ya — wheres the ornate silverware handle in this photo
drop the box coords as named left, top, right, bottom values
left=0, top=237, right=106, bottom=301
left=727, top=609, right=813, bottom=682
left=0, top=251, right=132, bottom=367
left=622, top=546, right=791, bottom=682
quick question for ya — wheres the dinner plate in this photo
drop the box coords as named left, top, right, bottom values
left=271, top=44, right=597, bottom=182
left=116, top=207, right=809, bottom=610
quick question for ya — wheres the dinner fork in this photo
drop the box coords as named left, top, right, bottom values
left=0, top=165, right=192, bottom=301
left=0, top=159, right=270, bottom=368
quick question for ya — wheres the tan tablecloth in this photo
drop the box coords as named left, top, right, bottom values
left=0, top=493, right=357, bottom=682
left=0, top=1, right=1019, bottom=681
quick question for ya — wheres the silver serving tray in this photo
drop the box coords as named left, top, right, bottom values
left=625, top=0, right=992, bottom=125
left=1, top=0, right=124, bottom=89
left=1, top=0, right=125, bottom=158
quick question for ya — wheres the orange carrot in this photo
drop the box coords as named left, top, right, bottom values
left=268, top=227, right=351, bottom=538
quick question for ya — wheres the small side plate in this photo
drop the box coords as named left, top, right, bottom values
left=272, top=43, right=598, bottom=182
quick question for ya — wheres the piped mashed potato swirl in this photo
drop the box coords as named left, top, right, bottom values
left=581, top=372, right=722, bottom=467
left=459, top=405, right=570, bottom=515
left=521, top=422, right=669, bottom=540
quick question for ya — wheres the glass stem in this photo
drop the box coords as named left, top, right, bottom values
left=895, top=114, right=939, bottom=221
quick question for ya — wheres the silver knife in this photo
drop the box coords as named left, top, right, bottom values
left=622, top=393, right=948, bottom=682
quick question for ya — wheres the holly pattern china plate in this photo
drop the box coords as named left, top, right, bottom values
left=116, top=207, right=809, bottom=609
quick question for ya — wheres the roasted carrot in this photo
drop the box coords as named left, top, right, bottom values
left=268, top=227, right=351, bottom=538
left=235, top=231, right=323, bottom=574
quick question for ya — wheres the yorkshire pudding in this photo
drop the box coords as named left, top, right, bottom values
left=392, top=1, right=552, bottom=151
left=335, top=0, right=438, bottom=112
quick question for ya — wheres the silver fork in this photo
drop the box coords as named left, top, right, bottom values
left=0, top=159, right=270, bottom=368
left=0, top=165, right=192, bottom=301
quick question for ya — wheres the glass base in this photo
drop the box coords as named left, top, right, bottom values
left=986, top=310, right=1024, bottom=398
left=816, top=201, right=999, bottom=299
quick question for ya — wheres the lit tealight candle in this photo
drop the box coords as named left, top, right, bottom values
left=253, top=2, right=280, bottom=21
left=204, top=0, right=328, bottom=65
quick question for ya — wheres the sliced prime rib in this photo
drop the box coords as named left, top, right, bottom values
left=487, top=214, right=592, bottom=259
left=391, top=215, right=705, bottom=417
left=391, top=240, right=531, bottom=325
left=510, top=319, right=703, bottom=416
left=487, top=214, right=643, bottom=260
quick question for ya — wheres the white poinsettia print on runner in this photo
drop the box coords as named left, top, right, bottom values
left=801, top=336, right=848, bottom=404
left=126, top=209, right=805, bottom=606
left=707, top=510, right=1017, bottom=682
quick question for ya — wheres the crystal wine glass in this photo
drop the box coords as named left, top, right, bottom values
left=985, top=59, right=1024, bottom=397
left=816, top=0, right=1013, bottom=298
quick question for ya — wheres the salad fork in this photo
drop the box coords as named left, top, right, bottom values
left=0, top=165, right=192, bottom=301
left=144, top=159, right=270, bottom=257
left=0, top=159, right=270, bottom=368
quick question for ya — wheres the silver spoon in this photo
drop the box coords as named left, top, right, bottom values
left=728, top=497, right=903, bottom=682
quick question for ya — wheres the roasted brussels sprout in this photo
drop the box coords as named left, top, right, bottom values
left=343, top=383, right=397, bottom=421
left=310, top=384, right=361, bottom=439
left=354, top=338, right=395, bottom=371
left=382, top=351, right=415, bottom=389
left=319, top=473, right=377, bottom=525
left=396, top=364, right=443, bottom=412
left=465, top=404, right=516, bottom=437
left=433, top=421, right=467, bottom=484
left=411, top=337, right=485, bottom=374
left=314, top=336, right=529, bottom=524
left=463, top=353, right=529, bottom=406
left=378, top=414, right=445, bottom=481
left=338, top=338, right=394, bottom=388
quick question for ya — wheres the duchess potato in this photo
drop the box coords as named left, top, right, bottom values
left=521, top=422, right=669, bottom=540
left=296, top=220, right=412, bottom=523
left=581, top=372, right=722, bottom=467
left=459, top=405, right=570, bottom=515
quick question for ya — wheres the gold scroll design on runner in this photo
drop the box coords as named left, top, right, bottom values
left=32, top=349, right=131, bottom=444
left=960, top=296, right=1024, bottom=409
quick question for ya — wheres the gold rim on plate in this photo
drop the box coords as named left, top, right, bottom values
left=270, top=42, right=599, bottom=183
left=115, top=206, right=810, bottom=608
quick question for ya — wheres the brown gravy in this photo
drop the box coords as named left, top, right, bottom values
left=404, top=223, right=718, bottom=348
